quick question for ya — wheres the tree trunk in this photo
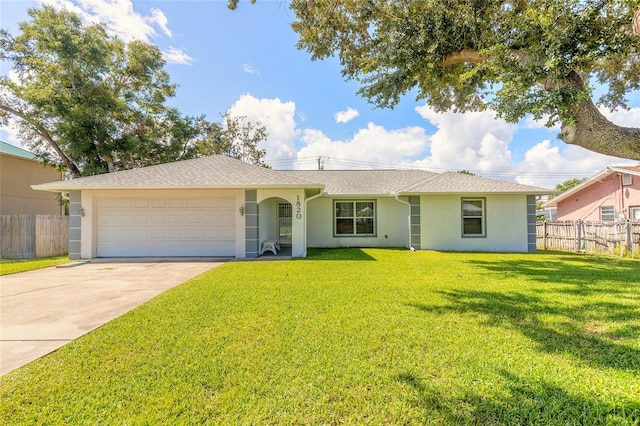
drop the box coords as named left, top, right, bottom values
left=559, top=72, right=640, bottom=161
left=96, top=139, right=115, bottom=173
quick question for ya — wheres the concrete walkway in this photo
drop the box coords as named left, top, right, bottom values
left=0, top=259, right=226, bottom=376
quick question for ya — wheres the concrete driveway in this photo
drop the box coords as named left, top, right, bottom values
left=0, top=259, right=226, bottom=376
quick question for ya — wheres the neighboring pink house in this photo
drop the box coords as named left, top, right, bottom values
left=544, top=166, right=640, bottom=222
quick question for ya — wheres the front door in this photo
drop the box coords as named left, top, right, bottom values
left=278, top=202, right=292, bottom=243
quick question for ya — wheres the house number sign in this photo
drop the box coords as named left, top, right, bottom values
left=296, top=195, right=302, bottom=219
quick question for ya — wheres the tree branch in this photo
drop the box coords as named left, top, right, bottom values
left=439, top=52, right=640, bottom=160
left=0, top=103, right=81, bottom=175
left=559, top=72, right=640, bottom=160
left=440, top=49, right=487, bottom=66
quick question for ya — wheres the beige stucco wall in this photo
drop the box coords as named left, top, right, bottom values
left=0, top=154, right=62, bottom=215
left=420, top=194, right=529, bottom=252
left=306, top=196, right=410, bottom=248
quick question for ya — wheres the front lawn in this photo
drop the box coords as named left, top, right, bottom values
left=1, top=249, right=638, bottom=424
left=0, top=255, right=69, bottom=275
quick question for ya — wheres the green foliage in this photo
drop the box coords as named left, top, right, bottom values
left=1, top=250, right=638, bottom=424
left=242, top=0, right=640, bottom=159
left=554, top=177, right=587, bottom=194
left=287, top=1, right=638, bottom=118
left=0, top=255, right=69, bottom=275
left=0, top=6, right=269, bottom=175
left=195, top=113, right=267, bottom=166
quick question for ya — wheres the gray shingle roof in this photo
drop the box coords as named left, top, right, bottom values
left=399, top=171, right=552, bottom=194
left=283, top=170, right=438, bottom=195
left=33, top=155, right=552, bottom=195
left=33, top=155, right=321, bottom=191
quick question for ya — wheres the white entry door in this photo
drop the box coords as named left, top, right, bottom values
left=97, top=197, right=236, bottom=257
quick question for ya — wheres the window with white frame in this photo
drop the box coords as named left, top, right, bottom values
left=631, top=206, right=640, bottom=222
left=462, top=198, right=486, bottom=237
left=334, top=200, right=375, bottom=236
left=622, top=173, right=633, bottom=186
left=600, top=206, right=615, bottom=222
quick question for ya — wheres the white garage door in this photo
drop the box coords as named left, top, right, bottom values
left=97, top=197, right=236, bottom=257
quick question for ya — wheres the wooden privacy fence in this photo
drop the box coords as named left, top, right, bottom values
left=537, top=220, right=640, bottom=257
left=0, top=215, right=68, bottom=259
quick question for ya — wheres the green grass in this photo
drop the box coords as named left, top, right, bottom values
left=0, top=255, right=69, bottom=275
left=1, top=249, right=638, bottom=424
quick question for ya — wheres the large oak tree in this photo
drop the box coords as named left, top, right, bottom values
left=0, top=6, right=267, bottom=176
left=231, top=0, right=640, bottom=160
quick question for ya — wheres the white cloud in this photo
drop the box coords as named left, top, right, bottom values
left=225, top=95, right=638, bottom=188
left=521, top=115, right=559, bottom=131
left=512, top=107, right=640, bottom=187
left=147, top=8, right=171, bottom=38
left=227, top=94, right=299, bottom=163
left=602, top=106, right=640, bottom=127
left=521, top=105, right=640, bottom=131
left=40, top=0, right=191, bottom=64
left=414, top=106, right=517, bottom=172
left=334, top=107, right=359, bottom=124
left=0, top=122, right=23, bottom=147
left=242, top=64, right=260, bottom=76
left=42, top=0, right=156, bottom=42
left=163, top=47, right=194, bottom=65
left=298, top=123, right=429, bottom=169
left=515, top=140, right=636, bottom=188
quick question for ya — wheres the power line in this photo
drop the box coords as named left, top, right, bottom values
left=265, top=155, right=597, bottom=179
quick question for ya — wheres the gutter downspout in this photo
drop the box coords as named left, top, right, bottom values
left=394, top=194, right=412, bottom=249
left=303, top=190, right=324, bottom=258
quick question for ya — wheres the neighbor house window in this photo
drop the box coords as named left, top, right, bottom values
left=631, top=207, right=640, bottom=222
left=622, top=173, right=633, bottom=186
left=600, top=206, right=615, bottom=222
left=334, top=200, right=375, bottom=236
left=462, top=198, right=486, bottom=237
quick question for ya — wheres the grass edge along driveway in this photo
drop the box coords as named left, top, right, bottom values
left=0, top=255, right=69, bottom=276
left=1, top=249, right=638, bottom=424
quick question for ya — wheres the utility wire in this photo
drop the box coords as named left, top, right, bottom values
left=265, top=156, right=596, bottom=179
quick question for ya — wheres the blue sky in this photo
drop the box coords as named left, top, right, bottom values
left=1, top=0, right=639, bottom=188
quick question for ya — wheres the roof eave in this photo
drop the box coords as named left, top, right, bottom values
left=542, top=168, right=612, bottom=208
left=326, top=193, right=398, bottom=198
left=608, top=166, right=640, bottom=176
left=32, top=183, right=325, bottom=192
left=399, top=190, right=555, bottom=196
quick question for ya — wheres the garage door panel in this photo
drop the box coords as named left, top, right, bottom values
left=185, top=199, right=201, bottom=208
left=117, top=199, right=133, bottom=208
left=149, top=214, right=166, bottom=224
left=168, top=215, right=184, bottom=224
left=97, top=197, right=236, bottom=257
left=184, top=215, right=201, bottom=224
left=168, top=199, right=184, bottom=208
left=218, top=227, right=236, bottom=239
left=218, top=213, right=235, bottom=225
